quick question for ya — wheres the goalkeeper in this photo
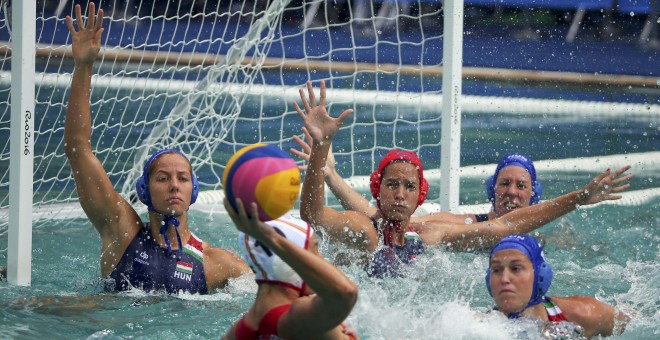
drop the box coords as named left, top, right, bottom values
left=64, top=3, right=249, bottom=294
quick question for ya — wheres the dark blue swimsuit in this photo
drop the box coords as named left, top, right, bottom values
left=366, top=218, right=425, bottom=278
left=106, top=228, right=208, bottom=294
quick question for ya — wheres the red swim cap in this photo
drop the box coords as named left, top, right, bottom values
left=369, top=149, right=429, bottom=209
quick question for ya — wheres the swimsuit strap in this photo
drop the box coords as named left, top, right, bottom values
left=543, top=297, right=569, bottom=322
left=234, top=317, right=257, bottom=340
left=258, top=304, right=292, bottom=336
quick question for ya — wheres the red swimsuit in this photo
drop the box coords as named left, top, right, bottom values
left=234, top=304, right=357, bottom=339
left=235, top=304, right=291, bottom=339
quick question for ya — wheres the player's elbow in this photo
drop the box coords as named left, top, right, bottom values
left=343, top=281, right=358, bottom=306
left=333, top=280, right=359, bottom=315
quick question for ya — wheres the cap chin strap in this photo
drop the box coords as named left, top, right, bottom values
left=507, top=308, right=526, bottom=320
left=384, top=221, right=408, bottom=246
left=506, top=296, right=545, bottom=319
left=151, top=207, right=184, bottom=255
left=390, top=221, right=403, bottom=234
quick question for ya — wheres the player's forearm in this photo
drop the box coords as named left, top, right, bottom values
left=64, top=63, right=94, bottom=153
left=267, top=234, right=357, bottom=307
left=439, top=192, right=583, bottom=251
left=325, top=167, right=373, bottom=214
left=497, top=190, right=581, bottom=232
left=506, top=191, right=580, bottom=227
left=300, top=142, right=332, bottom=225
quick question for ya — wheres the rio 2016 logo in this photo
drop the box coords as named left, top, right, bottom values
left=23, top=110, right=32, bottom=155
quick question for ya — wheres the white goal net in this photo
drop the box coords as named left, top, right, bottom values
left=0, top=0, right=659, bottom=244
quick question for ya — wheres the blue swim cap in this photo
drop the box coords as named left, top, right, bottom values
left=135, top=148, right=199, bottom=208
left=135, top=149, right=199, bottom=254
left=485, top=234, right=553, bottom=317
left=486, top=153, right=542, bottom=208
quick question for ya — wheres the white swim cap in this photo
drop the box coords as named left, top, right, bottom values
left=238, top=214, right=314, bottom=293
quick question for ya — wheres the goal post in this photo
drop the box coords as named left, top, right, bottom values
left=7, top=0, right=34, bottom=286
left=441, top=0, right=464, bottom=212
left=0, top=0, right=455, bottom=247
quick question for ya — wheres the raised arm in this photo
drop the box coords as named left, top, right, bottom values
left=294, top=81, right=379, bottom=252
left=64, top=4, right=139, bottom=253
left=292, top=128, right=486, bottom=225
left=291, top=127, right=376, bottom=216
left=224, top=198, right=358, bottom=337
left=414, top=211, right=487, bottom=224
left=418, top=166, right=633, bottom=250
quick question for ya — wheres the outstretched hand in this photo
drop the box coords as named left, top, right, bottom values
left=290, top=127, right=337, bottom=174
left=293, top=80, right=353, bottom=144
left=577, top=165, right=633, bottom=205
left=66, top=2, right=104, bottom=65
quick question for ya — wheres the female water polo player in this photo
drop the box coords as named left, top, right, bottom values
left=486, top=234, right=629, bottom=338
left=295, top=80, right=632, bottom=277
left=222, top=198, right=358, bottom=340
left=292, top=129, right=543, bottom=224
left=64, top=3, right=249, bottom=294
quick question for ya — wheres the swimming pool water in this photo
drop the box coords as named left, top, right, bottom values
left=1, top=82, right=658, bottom=339
left=0, top=176, right=658, bottom=339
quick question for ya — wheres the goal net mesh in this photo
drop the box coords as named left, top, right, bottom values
left=0, top=0, right=658, bottom=246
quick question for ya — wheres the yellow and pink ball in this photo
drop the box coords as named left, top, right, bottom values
left=222, top=143, right=300, bottom=221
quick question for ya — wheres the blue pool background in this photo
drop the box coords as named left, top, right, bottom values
left=2, top=2, right=659, bottom=99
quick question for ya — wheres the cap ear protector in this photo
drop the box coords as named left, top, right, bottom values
left=135, top=149, right=199, bottom=208
left=369, top=149, right=429, bottom=208
left=486, top=154, right=542, bottom=208
left=530, top=181, right=542, bottom=205
left=485, top=234, right=553, bottom=307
